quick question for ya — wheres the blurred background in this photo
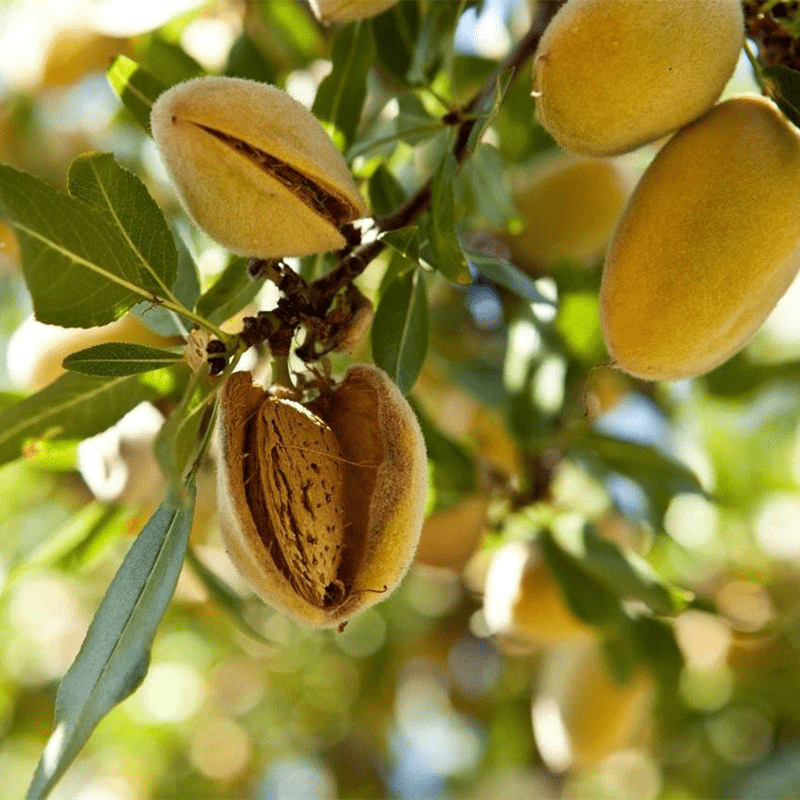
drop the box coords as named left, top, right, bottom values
left=3, top=1, right=800, bottom=798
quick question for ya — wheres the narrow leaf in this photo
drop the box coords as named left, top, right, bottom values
left=411, top=400, right=475, bottom=512
left=107, top=56, right=168, bottom=135
left=540, top=530, right=625, bottom=628
left=63, top=343, right=183, bottom=377
left=0, top=165, right=156, bottom=327
left=137, top=34, right=204, bottom=86
left=3, top=503, right=118, bottom=591
left=380, top=227, right=422, bottom=274
left=185, top=548, right=275, bottom=646
left=573, top=431, right=704, bottom=524
left=0, top=371, right=168, bottom=467
left=312, top=22, right=375, bottom=149
left=371, top=1, right=419, bottom=84
left=428, top=154, right=472, bottom=284
left=467, top=251, right=555, bottom=305
left=26, top=489, right=195, bottom=800
left=553, top=523, right=690, bottom=615
left=764, top=65, right=800, bottom=130
left=371, top=269, right=429, bottom=395
left=68, top=153, right=177, bottom=298
left=156, top=381, right=217, bottom=485
left=195, top=256, right=262, bottom=326
left=133, top=229, right=201, bottom=336
left=368, top=164, right=407, bottom=217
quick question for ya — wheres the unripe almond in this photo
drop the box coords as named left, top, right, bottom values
left=150, top=77, right=368, bottom=259
left=533, top=0, right=744, bottom=156
left=6, top=313, right=181, bottom=390
left=310, top=0, right=400, bottom=23
left=507, top=154, right=630, bottom=271
left=216, top=365, right=427, bottom=628
left=415, top=496, right=489, bottom=572
left=483, top=542, right=593, bottom=648
left=533, top=643, right=653, bottom=771
left=601, top=96, right=800, bottom=381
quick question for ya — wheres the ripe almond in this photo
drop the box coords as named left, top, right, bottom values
left=150, top=76, right=368, bottom=258
left=601, top=96, right=800, bottom=380
left=533, top=0, right=744, bottom=156
left=216, top=365, right=427, bottom=628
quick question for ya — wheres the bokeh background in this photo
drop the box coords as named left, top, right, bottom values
left=3, top=1, right=800, bottom=798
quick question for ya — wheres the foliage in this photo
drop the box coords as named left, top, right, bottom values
left=1, top=1, right=800, bottom=799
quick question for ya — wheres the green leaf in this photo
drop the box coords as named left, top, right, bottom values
left=312, top=22, right=375, bottom=149
left=458, top=143, right=516, bottom=227
left=68, top=153, right=177, bottom=299
left=137, top=33, right=204, bottom=86
left=461, top=69, right=513, bottom=158
left=195, top=255, right=262, bottom=326
left=347, top=96, right=442, bottom=160
left=371, top=1, right=419, bottom=83
left=368, top=164, right=407, bottom=217
left=224, top=34, right=277, bottom=83
left=133, top=229, right=201, bottom=336
left=26, top=489, right=195, bottom=800
left=0, top=165, right=159, bottom=327
left=155, top=379, right=217, bottom=485
left=572, top=431, right=704, bottom=524
left=0, top=371, right=170, bottom=468
left=552, top=522, right=690, bottom=615
left=467, top=251, right=555, bottom=305
left=258, top=0, right=325, bottom=69
left=3, top=503, right=122, bottom=591
left=407, top=0, right=461, bottom=85
left=764, top=65, right=800, bottom=130
left=540, top=529, right=625, bottom=628
left=107, top=56, right=168, bottom=135
left=379, top=227, right=422, bottom=275
left=185, top=548, right=275, bottom=646
left=371, top=268, right=429, bottom=395
left=428, top=153, right=471, bottom=284
left=62, top=343, right=183, bottom=377
left=411, top=400, right=475, bottom=512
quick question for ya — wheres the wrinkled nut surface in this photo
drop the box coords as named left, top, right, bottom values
left=533, top=0, right=743, bottom=156
left=310, top=0, right=399, bottom=22
left=216, top=364, right=427, bottom=628
left=601, top=96, right=800, bottom=381
left=151, top=76, right=368, bottom=258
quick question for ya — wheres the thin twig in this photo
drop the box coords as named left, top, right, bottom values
left=306, top=0, right=563, bottom=315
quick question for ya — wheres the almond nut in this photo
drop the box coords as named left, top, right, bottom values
left=216, top=364, right=427, bottom=628
left=150, top=76, right=368, bottom=258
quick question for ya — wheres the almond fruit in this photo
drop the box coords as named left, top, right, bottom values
left=150, top=76, right=368, bottom=258
left=216, top=364, right=427, bottom=628
left=533, top=0, right=744, bottom=156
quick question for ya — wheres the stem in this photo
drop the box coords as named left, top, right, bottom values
left=270, top=355, right=296, bottom=390
left=158, top=299, right=231, bottom=344
left=307, top=2, right=562, bottom=315
left=743, top=39, right=770, bottom=95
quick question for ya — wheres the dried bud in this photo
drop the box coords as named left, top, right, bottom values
left=310, top=0, right=400, bottom=23
left=150, top=77, right=368, bottom=259
left=216, top=365, right=427, bottom=628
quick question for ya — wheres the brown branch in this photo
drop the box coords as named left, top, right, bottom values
left=305, top=0, right=563, bottom=316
